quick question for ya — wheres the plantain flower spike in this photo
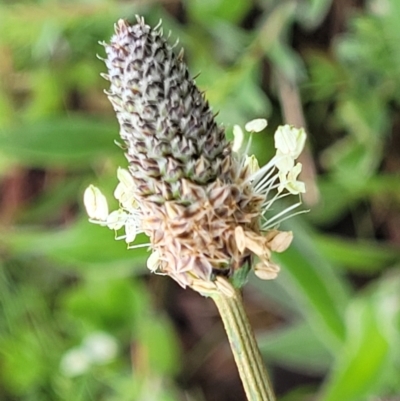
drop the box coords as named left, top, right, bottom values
left=84, top=16, right=307, bottom=294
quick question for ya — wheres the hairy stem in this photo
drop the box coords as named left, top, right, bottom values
left=211, top=280, right=276, bottom=401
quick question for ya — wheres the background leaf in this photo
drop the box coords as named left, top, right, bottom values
left=1, top=1, right=400, bottom=400
left=0, top=116, right=119, bottom=168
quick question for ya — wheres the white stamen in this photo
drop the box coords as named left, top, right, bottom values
left=84, top=185, right=109, bottom=221
left=249, top=156, right=277, bottom=186
left=274, top=125, right=306, bottom=160
left=245, top=118, right=268, bottom=133
left=262, top=202, right=306, bottom=230
left=106, top=209, right=128, bottom=230
left=147, top=251, right=160, bottom=272
left=127, top=242, right=150, bottom=250
left=232, top=125, right=244, bottom=152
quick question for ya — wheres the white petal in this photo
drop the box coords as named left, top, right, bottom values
left=245, top=118, right=268, bottom=133
left=83, top=185, right=109, bottom=221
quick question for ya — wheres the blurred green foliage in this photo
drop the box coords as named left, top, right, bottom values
left=0, top=0, right=400, bottom=400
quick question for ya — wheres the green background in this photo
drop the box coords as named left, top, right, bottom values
left=1, top=0, right=400, bottom=400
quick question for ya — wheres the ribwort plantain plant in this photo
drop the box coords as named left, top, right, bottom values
left=84, top=16, right=307, bottom=401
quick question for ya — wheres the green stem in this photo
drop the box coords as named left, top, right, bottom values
left=211, top=284, right=276, bottom=401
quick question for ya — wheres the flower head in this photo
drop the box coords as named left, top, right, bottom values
left=84, top=17, right=307, bottom=295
